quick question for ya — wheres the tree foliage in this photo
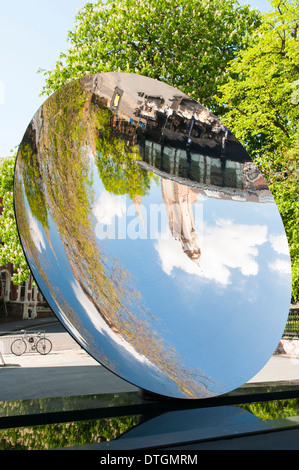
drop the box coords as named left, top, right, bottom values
left=1, top=0, right=261, bottom=288
left=13, top=80, right=215, bottom=398
left=0, top=155, right=31, bottom=284
left=2, top=0, right=298, bottom=304
left=217, top=0, right=299, bottom=302
left=217, top=0, right=299, bottom=157
left=38, top=0, right=261, bottom=113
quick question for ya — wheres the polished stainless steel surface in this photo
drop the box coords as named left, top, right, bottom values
left=14, top=72, right=292, bottom=398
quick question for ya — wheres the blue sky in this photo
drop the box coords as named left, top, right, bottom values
left=0, top=0, right=272, bottom=158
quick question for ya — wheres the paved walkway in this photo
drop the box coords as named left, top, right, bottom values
left=1, top=345, right=299, bottom=402
left=1, top=317, right=299, bottom=401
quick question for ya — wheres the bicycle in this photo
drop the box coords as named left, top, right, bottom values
left=10, top=329, right=52, bottom=356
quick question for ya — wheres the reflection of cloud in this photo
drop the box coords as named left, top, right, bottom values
left=269, top=234, right=289, bottom=256
left=93, top=190, right=126, bottom=225
left=269, top=259, right=291, bottom=275
left=268, top=233, right=291, bottom=275
left=28, top=212, right=46, bottom=253
left=156, top=229, right=202, bottom=277
left=156, top=219, right=268, bottom=286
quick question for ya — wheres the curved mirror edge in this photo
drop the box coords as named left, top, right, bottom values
left=13, top=72, right=292, bottom=399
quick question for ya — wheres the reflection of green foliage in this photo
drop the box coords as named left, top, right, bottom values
left=240, top=398, right=299, bottom=421
left=0, top=394, right=139, bottom=449
left=94, top=107, right=151, bottom=198
left=42, top=79, right=94, bottom=233
left=18, top=141, right=49, bottom=230
left=0, top=416, right=138, bottom=450
left=14, top=80, right=218, bottom=398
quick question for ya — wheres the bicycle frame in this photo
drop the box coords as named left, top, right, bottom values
left=11, top=329, right=52, bottom=356
left=21, top=330, right=45, bottom=350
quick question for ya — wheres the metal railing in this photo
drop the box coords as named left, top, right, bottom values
left=283, top=307, right=299, bottom=338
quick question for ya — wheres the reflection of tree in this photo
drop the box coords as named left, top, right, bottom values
left=0, top=393, right=138, bottom=449
left=94, top=108, right=151, bottom=199
left=0, top=416, right=137, bottom=449
left=17, top=139, right=49, bottom=230
left=15, top=79, right=220, bottom=398
left=2, top=396, right=299, bottom=449
left=240, top=398, right=299, bottom=421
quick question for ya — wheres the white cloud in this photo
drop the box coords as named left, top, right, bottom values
left=269, top=233, right=290, bottom=256
left=28, top=211, right=46, bottom=253
left=93, top=190, right=126, bottom=226
left=269, top=258, right=292, bottom=275
left=156, top=219, right=268, bottom=286
left=268, top=233, right=291, bottom=275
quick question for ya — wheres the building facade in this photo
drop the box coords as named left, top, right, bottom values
left=0, top=262, right=53, bottom=322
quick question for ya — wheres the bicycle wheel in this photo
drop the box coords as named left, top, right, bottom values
left=11, top=338, right=27, bottom=356
left=36, top=338, right=52, bottom=355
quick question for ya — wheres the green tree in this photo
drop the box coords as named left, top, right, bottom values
left=0, top=155, right=31, bottom=284
left=217, top=0, right=299, bottom=302
left=1, top=0, right=261, bottom=286
left=38, top=0, right=261, bottom=113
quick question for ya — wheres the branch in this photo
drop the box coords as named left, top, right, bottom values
left=291, top=23, right=298, bottom=39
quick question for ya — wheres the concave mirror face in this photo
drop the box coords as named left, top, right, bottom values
left=14, top=73, right=292, bottom=399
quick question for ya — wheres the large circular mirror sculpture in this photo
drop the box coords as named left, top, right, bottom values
left=14, top=73, right=292, bottom=399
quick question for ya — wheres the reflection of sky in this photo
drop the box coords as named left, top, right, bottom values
left=92, top=163, right=292, bottom=388
left=19, top=152, right=292, bottom=397
left=24, top=205, right=181, bottom=395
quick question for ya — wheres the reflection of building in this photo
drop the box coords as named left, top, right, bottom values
left=0, top=198, right=53, bottom=323
left=110, top=115, right=138, bottom=147
left=110, top=86, right=124, bottom=112
left=85, top=73, right=273, bottom=204
left=0, top=262, right=52, bottom=322
left=139, top=143, right=273, bottom=204
left=161, top=179, right=201, bottom=264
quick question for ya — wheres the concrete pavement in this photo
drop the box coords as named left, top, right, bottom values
left=0, top=334, right=138, bottom=401
left=1, top=317, right=299, bottom=401
left=0, top=355, right=138, bottom=401
left=0, top=317, right=139, bottom=400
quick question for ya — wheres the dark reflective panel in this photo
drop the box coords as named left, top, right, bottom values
left=14, top=73, right=292, bottom=399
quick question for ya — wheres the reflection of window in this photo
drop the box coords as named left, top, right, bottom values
left=0, top=272, right=6, bottom=297
left=19, top=282, right=26, bottom=301
left=32, top=286, right=37, bottom=301
left=110, top=87, right=123, bottom=111
left=37, top=290, right=44, bottom=302
left=112, top=93, right=121, bottom=108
